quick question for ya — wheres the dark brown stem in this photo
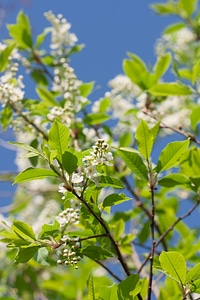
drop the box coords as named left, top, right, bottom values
left=74, top=190, right=131, bottom=276
left=95, top=260, right=122, bottom=282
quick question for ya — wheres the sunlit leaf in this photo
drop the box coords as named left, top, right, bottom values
left=14, top=167, right=57, bottom=184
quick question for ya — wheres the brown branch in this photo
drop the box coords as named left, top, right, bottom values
left=95, top=260, right=122, bottom=282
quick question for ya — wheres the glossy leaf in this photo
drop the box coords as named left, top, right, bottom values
left=0, top=43, right=16, bottom=72
left=62, top=151, right=78, bottom=175
left=35, top=248, right=49, bottom=266
left=87, top=274, right=95, bottom=300
left=14, top=244, right=39, bottom=264
left=117, top=149, right=148, bottom=180
left=153, top=53, right=171, bottom=79
left=14, top=167, right=57, bottom=184
left=98, top=283, right=118, bottom=300
left=179, top=0, right=197, bottom=16
left=158, top=174, right=190, bottom=187
left=103, top=193, right=131, bottom=208
left=99, top=175, right=124, bottom=189
left=7, top=11, right=33, bottom=49
left=135, top=120, right=160, bottom=160
left=149, top=82, right=192, bottom=96
left=48, top=121, right=70, bottom=163
left=156, top=140, right=190, bottom=173
left=118, top=274, right=140, bottom=300
left=159, top=251, right=186, bottom=284
left=82, top=246, right=113, bottom=260
left=164, top=23, right=186, bottom=34
left=12, top=220, right=36, bottom=242
left=9, top=142, right=42, bottom=157
left=79, top=81, right=94, bottom=97
left=186, top=263, right=200, bottom=283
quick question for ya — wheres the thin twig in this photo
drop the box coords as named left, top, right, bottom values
left=95, top=260, right=122, bottom=282
left=138, top=197, right=200, bottom=274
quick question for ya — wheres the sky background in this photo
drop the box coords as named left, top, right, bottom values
left=0, top=0, right=178, bottom=208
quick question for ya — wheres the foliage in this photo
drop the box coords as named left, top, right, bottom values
left=1, top=1, right=200, bottom=299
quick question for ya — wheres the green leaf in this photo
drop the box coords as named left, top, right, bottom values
left=48, top=121, right=70, bottom=163
left=153, top=53, right=171, bottom=79
left=118, top=274, right=140, bottom=300
left=99, top=175, right=124, bottom=189
left=62, top=151, right=78, bottom=175
left=151, top=3, right=178, bottom=15
left=82, top=246, right=113, bottom=260
left=39, top=221, right=60, bottom=238
left=36, top=86, right=57, bottom=106
left=31, top=69, right=48, bottom=86
left=158, top=174, right=190, bottom=187
left=79, top=81, right=94, bottom=97
left=9, top=142, right=42, bottom=157
left=0, top=43, right=16, bottom=72
left=163, top=23, right=186, bottom=34
left=113, top=219, right=125, bottom=241
left=135, top=120, right=159, bottom=160
left=190, top=106, right=200, bottom=131
left=7, top=11, right=33, bottom=49
left=117, top=149, right=148, bottom=180
left=103, top=193, right=131, bottom=208
left=14, top=244, right=39, bottom=264
left=156, top=140, right=190, bottom=173
left=186, top=263, right=200, bottom=283
left=123, top=53, right=148, bottom=89
left=87, top=274, right=95, bottom=300
left=179, top=0, right=197, bottom=16
left=0, top=105, right=12, bottom=130
left=35, top=247, right=49, bottom=266
left=84, top=113, right=110, bottom=125
left=149, top=83, right=192, bottom=96
left=98, top=283, right=118, bottom=300
left=12, top=220, right=36, bottom=241
left=159, top=251, right=186, bottom=284
left=14, top=167, right=57, bottom=184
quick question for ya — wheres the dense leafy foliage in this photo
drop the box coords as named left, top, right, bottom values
left=1, top=1, right=200, bottom=299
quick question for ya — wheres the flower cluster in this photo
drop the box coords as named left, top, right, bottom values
left=57, top=235, right=81, bottom=268
left=82, top=139, right=113, bottom=184
left=0, top=62, right=24, bottom=108
left=44, top=11, right=78, bottom=56
left=56, top=205, right=80, bottom=229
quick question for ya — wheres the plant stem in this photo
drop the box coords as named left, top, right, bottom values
left=147, top=183, right=156, bottom=300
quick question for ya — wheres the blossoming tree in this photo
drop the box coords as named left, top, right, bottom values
left=1, top=1, right=200, bottom=299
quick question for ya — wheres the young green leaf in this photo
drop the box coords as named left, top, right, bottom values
left=14, top=244, right=39, bottom=264
left=135, top=120, right=160, bottom=160
left=156, top=139, right=190, bottom=173
left=117, top=274, right=140, bottom=300
left=117, top=149, right=148, bottom=180
left=48, top=121, right=70, bottom=163
left=9, top=142, right=42, bottom=157
left=7, top=11, right=33, bottom=49
left=186, top=263, right=200, bottom=283
left=159, top=251, right=186, bottom=284
left=190, top=106, right=200, bottom=131
left=163, top=23, right=186, bottom=34
left=179, top=0, right=197, bottom=17
left=14, top=167, right=57, bottom=184
left=36, top=86, right=58, bottom=106
left=149, top=82, right=192, bottom=96
left=0, top=43, right=16, bottom=72
left=84, top=112, right=110, bottom=125
left=12, top=220, right=36, bottom=242
left=103, top=193, right=131, bottom=209
left=158, top=174, right=190, bottom=187
left=82, top=246, right=113, bottom=260
left=78, top=81, right=94, bottom=97
left=62, top=151, right=78, bottom=175
left=123, top=53, right=148, bottom=89
left=87, top=274, right=95, bottom=300
left=98, top=283, right=118, bottom=300
left=153, top=53, right=171, bottom=79
left=99, top=175, right=125, bottom=189
left=34, top=247, right=49, bottom=266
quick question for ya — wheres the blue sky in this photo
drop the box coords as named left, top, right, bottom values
left=0, top=0, right=177, bottom=207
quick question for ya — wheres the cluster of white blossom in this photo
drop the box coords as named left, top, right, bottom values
left=56, top=206, right=80, bottom=229
left=57, top=235, right=81, bottom=268
left=155, top=27, right=196, bottom=60
left=48, top=61, right=87, bottom=126
left=44, top=11, right=78, bottom=56
left=0, top=60, right=24, bottom=108
left=82, top=139, right=113, bottom=184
